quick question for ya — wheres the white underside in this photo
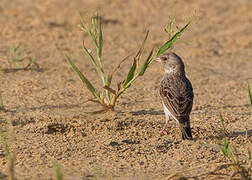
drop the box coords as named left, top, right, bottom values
left=162, top=101, right=179, bottom=123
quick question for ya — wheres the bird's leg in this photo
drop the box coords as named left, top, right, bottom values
left=160, top=115, right=170, bottom=134
left=160, top=123, right=168, bottom=134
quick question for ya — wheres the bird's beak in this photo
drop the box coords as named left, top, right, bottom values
left=156, top=57, right=161, bottom=63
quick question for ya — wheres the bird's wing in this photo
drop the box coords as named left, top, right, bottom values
left=160, top=77, right=193, bottom=122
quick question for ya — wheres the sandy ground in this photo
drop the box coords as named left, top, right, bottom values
left=0, top=0, right=252, bottom=179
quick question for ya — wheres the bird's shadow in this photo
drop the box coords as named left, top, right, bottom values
left=194, top=128, right=252, bottom=141
left=130, top=109, right=164, bottom=116
left=222, top=129, right=252, bottom=138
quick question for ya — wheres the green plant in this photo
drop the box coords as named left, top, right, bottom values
left=157, top=19, right=191, bottom=56
left=67, top=14, right=191, bottom=112
left=0, top=127, right=16, bottom=180
left=9, top=45, right=22, bottom=68
left=167, top=84, right=252, bottom=179
left=248, top=83, right=252, bottom=113
left=53, top=162, right=63, bottom=180
left=219, top=113, right=229, bottom=137
left=7, top=44, right=39, bottom=71
left=217, top=115, right=251, bottom=179
left=218, top=137, right=251, bottom=179
left=214, top=84, right=252, bottom=179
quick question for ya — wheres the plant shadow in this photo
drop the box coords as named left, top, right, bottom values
left=2, top=103, right=83, bottom=114
left=2, top=67, right=47, bottom=73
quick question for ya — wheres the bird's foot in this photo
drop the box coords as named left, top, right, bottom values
left=160, top=124, right=168, bottom=134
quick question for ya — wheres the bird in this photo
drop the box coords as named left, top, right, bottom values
left=156, top=52, right=193, bottom=140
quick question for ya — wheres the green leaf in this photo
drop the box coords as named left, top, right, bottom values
left=53, top=162, right=63, bottom=180
left=31, top=57, right=36, bottom=63
left=107, top=75, right=112, bottom=87
left=80, top=14, right=98, bottom=48
left=107, top=53, right=133, bottom=88
left=91, top=16, right=98, bottom=39
left=164, top=18, right=174, bottom=38
left=119, top=49, right=154, bottom=97
left=82, top=43, right=105, bottom=85
left=248, top=83, right=252, bottom=113
left=10, top=47, right=15, bottom=54
left=135, top=30, right=149, bottom=67
left=156, top=21, right=191, bottom=57
left=223, top=139, right=232, bottom=157
left=123, top=59, right=137, bottom=88
left=248, top=149, right=251, bottom=161
left=138, top=48, right=154, bottom=76
left=10, top=45, right=20, bottom=54
left=219, top=113, right=228, bottom=137
left=89, top=29, right=98, bottom=47
left=98, top=15, right=103, bottom=59
left=66, top=55, right=100, bottom=100
left=80, top=14, right=88, bottom=31
left=13, top=55, right=19, bottom=62
left=82, top=43, right=97, bottom=67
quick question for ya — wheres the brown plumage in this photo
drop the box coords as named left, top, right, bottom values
left=157, top=52, right=193, bottom=140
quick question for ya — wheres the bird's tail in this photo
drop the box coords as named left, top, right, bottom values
left=179, top=116, right=192, bottom=140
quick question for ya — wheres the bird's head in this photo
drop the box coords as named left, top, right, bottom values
left=156, top=52, right=185, bottom=74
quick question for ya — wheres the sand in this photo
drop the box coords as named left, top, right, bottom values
left=0, top=0, right=252, bottom=179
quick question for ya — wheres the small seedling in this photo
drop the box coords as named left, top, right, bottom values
left=53, top=162, right=63, bottom=180
left=218, top=138, right=251, bottom=179
left=6, top=44, right=39, bottom=72
left=248, top=83, right=252, bottom=113
left=219, top=113, right=229, bottom=137
left=248, top=149, right=252, bottom=169
left=67, top=13, right=191, bottom=112
left=0, top=127, right=16, bottom=180
left=9, top=45, right=22, bottom=68
left=217, top=115, right=252, bottom=179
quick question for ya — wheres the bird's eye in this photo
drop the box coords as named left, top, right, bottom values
left=162, top=57, right=168, bottom=61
